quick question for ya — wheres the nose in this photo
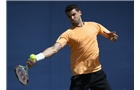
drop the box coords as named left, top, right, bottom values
left=70, top=16, right=75, bottom=20
left=72, top=16, right=75, bottom=19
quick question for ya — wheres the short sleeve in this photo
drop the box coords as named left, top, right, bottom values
left=96, top=22, right=111, bottom=38
left=56, top=30, right=70, bottom=48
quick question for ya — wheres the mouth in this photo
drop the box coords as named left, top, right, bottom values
left=71, top=19, right=77, bottom=23
left=71, top=19, right=75, bottom=22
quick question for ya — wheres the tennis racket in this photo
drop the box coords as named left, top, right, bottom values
left=14, top=64, right=29, bottom=86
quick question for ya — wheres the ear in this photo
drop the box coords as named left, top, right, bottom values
left=79, top=10, right=82, bottom=15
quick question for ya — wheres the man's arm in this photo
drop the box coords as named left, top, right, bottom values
left=96, top=23, right=118, bottom=42
left=26, top=42, right=62, bottom=68
left=103, top=31, right=118, bottom=42
left=42, top=42, right=62, bottom=58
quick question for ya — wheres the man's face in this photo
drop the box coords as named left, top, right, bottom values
left=66, top=9, right=82, bottom=25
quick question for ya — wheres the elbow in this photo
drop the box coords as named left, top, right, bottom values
left=53, top=49, right=58, bottom=54
left=51, top=43, right=62, bottom=55
left=52, top=47, right=59, bottom=55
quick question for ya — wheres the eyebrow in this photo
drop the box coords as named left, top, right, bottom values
left=67, top=13, right=76, bottom=17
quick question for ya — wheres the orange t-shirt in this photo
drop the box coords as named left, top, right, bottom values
left=56, top=22, right=110, bottom=75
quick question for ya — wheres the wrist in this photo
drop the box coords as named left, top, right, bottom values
left=35, top=53, right=45, bottom=62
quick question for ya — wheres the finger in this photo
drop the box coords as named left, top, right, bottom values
left=104, top=31, right=116, bottom=34
left=110, top=37, right=113, bottom=40
left=26, top=62, right=31, bottom=67
left=111, top=31, right=116, bottom=33
left=109, top=31, right=117, bottom=36
left=112, top=33, right=119, bottom=37
left=26, top=61, right=33, bottom=68
left=26, top=59, right=31, bottom=63
left=26, top=60, right=30, bottom=64
left=27, top=64, right=32, bottom=68
left=26, top=60, right=33, bottom=65
left=114, top=34, right=118, bottom=37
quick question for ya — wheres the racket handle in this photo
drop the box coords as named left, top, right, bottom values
left=26, top=65, right=28, bottom=73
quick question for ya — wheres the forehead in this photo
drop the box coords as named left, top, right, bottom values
left=66, top=9, right=79, bottom=15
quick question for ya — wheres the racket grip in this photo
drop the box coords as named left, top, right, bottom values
left=26, top=65, right=28, bottom=73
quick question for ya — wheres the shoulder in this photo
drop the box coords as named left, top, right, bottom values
left=84, top=21, right=100, bottom=25
left=60, top=28, right=72, bottom=37
left=84, top=21, right=102, bottom=29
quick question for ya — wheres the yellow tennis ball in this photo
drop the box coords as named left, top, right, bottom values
left=29, top=54, right=36, bottom=60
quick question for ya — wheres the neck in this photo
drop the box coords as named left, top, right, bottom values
left=73, top=21, right=84, bottom=27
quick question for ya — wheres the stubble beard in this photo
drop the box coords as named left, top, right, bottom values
left=72, top=18, right=81, bottom=26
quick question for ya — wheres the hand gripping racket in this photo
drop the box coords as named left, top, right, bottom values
left=14, top=64, right=29, bottom=86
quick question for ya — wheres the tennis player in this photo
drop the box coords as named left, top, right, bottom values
left=27, top=4, right=118, bottom=90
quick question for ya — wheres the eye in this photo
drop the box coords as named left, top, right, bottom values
left=67, top=13, right=76, bottom=19
left=72, top=13, right=76, bottom=16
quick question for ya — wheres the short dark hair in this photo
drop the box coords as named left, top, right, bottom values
left=65, top=4, right=80, bottom=13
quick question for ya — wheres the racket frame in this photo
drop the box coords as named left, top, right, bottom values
left=14, top=64, right=29, bottom=86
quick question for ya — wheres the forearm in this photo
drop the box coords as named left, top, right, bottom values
left=100, top=30, right=118, bottom=42
left=27, top=43, right=62, bottom=68
left=35, top=43, right=62, bottom=61
left=42, top=46, right=58, bottom=58
left=97, top=23, right=118, bottom=42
